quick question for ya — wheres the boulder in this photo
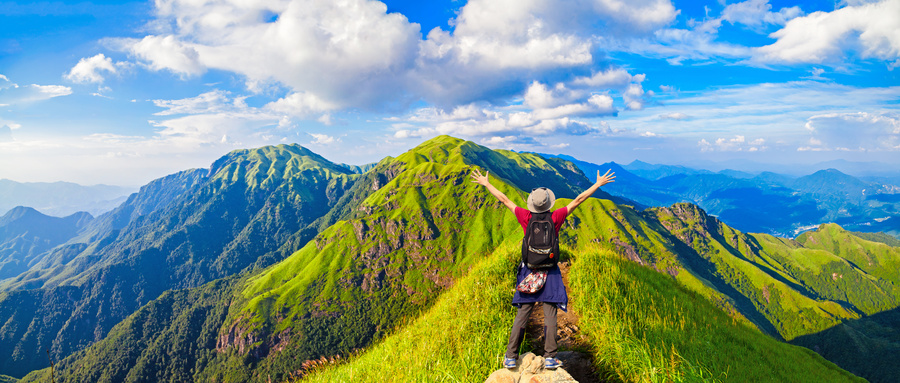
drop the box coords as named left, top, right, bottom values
left=485, top=353, right=579, bottom=383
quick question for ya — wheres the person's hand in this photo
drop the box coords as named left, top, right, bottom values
left=596, top=169, right=616, bottom=187
left=470, top=168, right=491, bottom=187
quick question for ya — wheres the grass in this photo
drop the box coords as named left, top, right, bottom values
left=297, top=239, right=864, bottom=383
left=569, top=246, right=864, bottom=383
left=299, top=240, right=521, bottom=382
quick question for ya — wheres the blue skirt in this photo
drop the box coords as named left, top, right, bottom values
left=512, top=264, right=568, bottom=311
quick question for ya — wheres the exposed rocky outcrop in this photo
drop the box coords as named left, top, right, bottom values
left=485, top=353, right=578, bottom=383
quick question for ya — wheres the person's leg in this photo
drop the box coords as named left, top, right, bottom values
left=542, top=303, right=559, bottom=358
left=505, top=303, right=534, bottom=359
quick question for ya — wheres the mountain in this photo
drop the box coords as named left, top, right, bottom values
left=0, top=144, right=358, bottom=378
left=544, top=155, right=900, bottom=238
left=16, top=136, right=608, bottom=382
left=338, top=162, right=377, bottom=174
left=0, top=207, right=92, bottom=281
left=17, top=136, right=899, bottom=382
left=0, top=179, right=134, bottom=217
left=622, top=159, right=711, bottom=180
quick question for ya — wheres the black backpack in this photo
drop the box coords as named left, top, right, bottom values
left=521, top=211, right=560, bottom=269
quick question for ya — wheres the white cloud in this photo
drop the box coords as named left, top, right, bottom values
left=152, top=90, right=233, bottom=116
left=572, top=68, right=634, bottom=88
left=721, top=0, right=802, bottom=29
left=698, top=135, right=768, bottom=152
left=659, top=112, right=690, bottom=120
left=617, top=81, right=900, bottom=157
left=265, top=92, right=338, bottom=117
left=110, top=0, right=681, bottom=113
left=65, top=54, right=120, bottom=84
left=611, top=0, right=805, bottom=66
left=803, top=112, right=900, bottom=151
left=623, top=23, right=753, bottom=65
left=125, top=35, right=206, bottom=77
left=756, top=0, right=900, bottom=66
left=147, top=90, right=305, bottom=149
left=309, top=133, right=338, bottom=145
left=0, top=76, right=72, bottom=105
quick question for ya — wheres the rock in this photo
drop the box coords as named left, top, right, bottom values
left=484, top=353, right=579, bottom=383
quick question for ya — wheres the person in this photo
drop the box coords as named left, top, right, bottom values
left=470, top=167, right=615, bottom=370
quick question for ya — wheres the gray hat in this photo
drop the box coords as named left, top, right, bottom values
left=527, top=187, right=556, bottom=213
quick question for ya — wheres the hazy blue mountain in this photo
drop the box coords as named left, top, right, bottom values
left=540, top=155, right=900, bottom=238
left=812, top=159, right=900, bottom=178
left=0, top=207, right=92, bottom=281
left=752, top=171, right=796, bottom=187
left=718, top=169, right=756, bottom=179
left=338, top=162, right=378, bottom=174
left=0, top=144, right=358, bottom=378
left=622, top=159, right=712, bottom=179
left=0, top=179, right=134, bottom=217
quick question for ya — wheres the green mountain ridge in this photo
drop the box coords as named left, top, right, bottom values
left=0, top=144, right=358, bottom=378
left=15, top=136, right=900, bottom=382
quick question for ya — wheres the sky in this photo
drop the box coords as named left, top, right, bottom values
left=0, top=0, right=898, bottom=186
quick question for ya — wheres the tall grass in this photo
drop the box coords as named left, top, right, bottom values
left=299, top=240, right=521, bottom=382
left=569, top=246, right=864, bottom=383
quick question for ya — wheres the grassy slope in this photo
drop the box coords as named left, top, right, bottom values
left=301, top=209, right=862, bottom=382
left=641, top=204, right=900, bottom=341
left=200, top=136, right=593, bottom=380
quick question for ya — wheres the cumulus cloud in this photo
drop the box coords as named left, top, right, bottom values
left=756, top=0, right=900, bottom=66
left=147, top=89, right=324, bottom=149
left=65, top=54, right=122, bottom=84
left=126, top=35, right=206, bottom=77
left=802, top=112, right=900, bottom=151
left=309, top=133, right=338, bottom=145
left=721, top=0, right=802, bottom=29
left=265, top=92, right=339, bottom=117
left=109, top=0, right=680, bottom=114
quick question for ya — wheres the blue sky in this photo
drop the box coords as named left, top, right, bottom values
left=0, top=0, right=898, bottom=185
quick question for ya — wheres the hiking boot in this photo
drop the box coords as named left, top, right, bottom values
left=544, top=357, right=561, bottom=369
left=503, top=357, right=517, bottom=369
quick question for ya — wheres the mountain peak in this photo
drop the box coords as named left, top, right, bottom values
left=207, top=143, right=353, bottom=188
left=2, top=205, right=41, bottom=218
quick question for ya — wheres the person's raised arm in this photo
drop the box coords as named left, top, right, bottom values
left=470, top=168, right=518, bottom=213
left=566, top=169, right=615, bottom=213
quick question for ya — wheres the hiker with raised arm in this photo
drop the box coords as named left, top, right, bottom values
left=470, top=168, right=615, bottom=370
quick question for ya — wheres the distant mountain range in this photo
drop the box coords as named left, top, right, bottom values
left=0, top=179, right=135, bottom=217
left=540, top=154, right=900, bottom=239
left=0, top=207, right=93, bottom=280
left=0, top=136, right=897, bottom=382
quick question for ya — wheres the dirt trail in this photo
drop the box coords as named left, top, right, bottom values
left=523, top=261, right=606, bottom=383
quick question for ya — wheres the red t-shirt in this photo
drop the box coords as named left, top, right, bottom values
left=514, top=206, right=568, bottom=235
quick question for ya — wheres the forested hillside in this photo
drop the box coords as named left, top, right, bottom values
left=0, top=145, right=357, bottom=378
